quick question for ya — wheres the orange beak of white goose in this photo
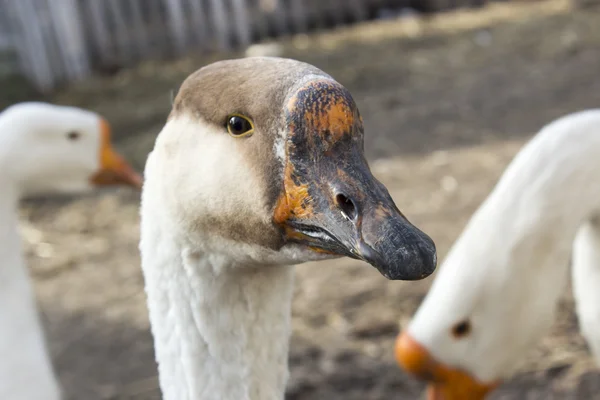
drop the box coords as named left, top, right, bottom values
left=395, top=332, right=499, bottom=400
left=90, top=119, right=143, bottom=189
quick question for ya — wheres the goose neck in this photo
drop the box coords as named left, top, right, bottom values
left=0, top=181, right=61, bottom=400
left=141, top=235, right=295, bottom=400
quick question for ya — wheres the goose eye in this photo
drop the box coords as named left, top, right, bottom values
left=227, top=115, right=254, bottom=137
left=451, top=319, right=471, bottom=338
left=67, top=131, right=80, bottom=141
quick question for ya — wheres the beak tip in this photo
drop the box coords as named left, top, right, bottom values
left=129, top=172, right=144, bottom=190
left=380, top=243, right=437, bottom=281
left=395, top=331, right=500, bottom=400
left=96, top=124, right=143, bottom=190
left=407, top=230, right=438, bottom=279
left=359, top=230, right=437, bottom=281
left=421, top=235, right=438, bottom=275
left=91, top=165, right=144, bottom=190
left=360, top=213, right=437, bottom=281
left=395, top=331, right=427, bottom=376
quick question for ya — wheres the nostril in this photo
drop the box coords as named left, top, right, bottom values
left=335, top=193, right=358, bottom=222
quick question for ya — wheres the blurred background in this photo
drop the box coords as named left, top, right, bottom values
left=2, top=0, right=600, bottom=398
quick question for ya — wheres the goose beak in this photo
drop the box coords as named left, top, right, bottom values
left=350, top=183, right=437, bottom=281
left=395, top=331, right=499, bottom=400
left=275, top=161, right=436, bottom=280
left=274, top=79, right=436, bottom=280
left=90, top=119, right=143, bottom=189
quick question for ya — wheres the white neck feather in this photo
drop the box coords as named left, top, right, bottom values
left=140, top=221, right=295, bottom=400
left=0, top=182, right=61, bottom=400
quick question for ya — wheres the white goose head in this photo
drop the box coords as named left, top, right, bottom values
left=145, top=57, right=436, bottom=277
left=0, top=102, right=142, bottom=196
left=395, top=110, right=600, bottom=399
left=0, top=102, right=141, bottom=400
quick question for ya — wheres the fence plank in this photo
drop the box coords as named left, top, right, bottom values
left=165, top=0, right=187, bottom=54
left=129, top=0, right=152, bottom=58
left=347, top=0, right=368, bottom=21
left=268, top=0, right=288, bottom=36
left=147, top=0, right=169, bottom=57
left=8, top=0, right=55, bottom=90
left=305, top=0, right=326, bottom=30
left=208, top=0, right=230, bottom=50
left=187, top=0, right=210, bottom=49
left=253, top=0, right=270, bottom=40
left=106, top=0, right=133, bottom=64
left=326, top=0, right=347, bottom=25
left=40, top=0, right=66, bottom=82
left=85, top=0, right=116, bottom=66
left=230, top=0, right=252, bottom=46
left=47, top=0, right=90, bottom=81
left=288, top=0, right=308, bottom=33
left=0, top=0, right=15, bottom=51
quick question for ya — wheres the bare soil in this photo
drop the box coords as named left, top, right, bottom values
left=14, top=1, right=600, bottom=398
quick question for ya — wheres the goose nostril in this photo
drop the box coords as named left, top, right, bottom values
left=335, top=193, right=357, bottom=222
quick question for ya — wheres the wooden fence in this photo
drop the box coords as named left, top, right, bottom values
left=0, top=0, right=492, bottom=91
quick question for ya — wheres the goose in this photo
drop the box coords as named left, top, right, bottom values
left=139, top=56, right=437, bottom=400
left=0, top=102, right=142, bottom=400
left=394, top=109, right=600, bottom=399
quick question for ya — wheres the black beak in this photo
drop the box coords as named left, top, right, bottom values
left=275, top=78, right=437, bottom=281
left=281, top=158, right=437, bottom=280
left=356, top=199, right=437, bottom=281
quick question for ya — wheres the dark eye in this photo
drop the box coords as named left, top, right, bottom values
left=226, top=115, right=254, bottom=137
left=67, top=131, right=80, bottom=141
left=451, top=320, right=471, bottom=338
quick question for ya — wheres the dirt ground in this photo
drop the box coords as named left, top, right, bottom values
left=12, top=0, right=600, bottom=398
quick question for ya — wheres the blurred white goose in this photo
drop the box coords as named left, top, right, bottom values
left=0, top=102, right=142, bottom=400
left=395, top=109, right=600, bottom=400
left=140, top=57, right=437, bottom=400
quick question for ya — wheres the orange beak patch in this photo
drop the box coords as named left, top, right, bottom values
left=90, top=119, right=143, bottom=189
left=395, top=332, right=499, bottom=400
left=300, top=82, right=355, bottom=149
left=273, top=79, right=362, bottom=230
left=273, top=164, right=314, bottom=226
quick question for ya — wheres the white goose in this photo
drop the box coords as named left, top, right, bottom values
left=0, top=102, right=142, bottom=400
left=139, top=56, right=437, bottom=400
left=395, top=109, right=600, bottom=399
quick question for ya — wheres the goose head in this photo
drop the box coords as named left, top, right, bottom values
left=392, top=111, right=597, bottom=398
left=394, top=214, right=559, bottom=399
left=144, top=57, right=437, bottom=279
left=0, top=102, right=142, bottom=196
left=394, top=241, right=505, bottom=400
left=394, top=192, right=549, bottom=400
